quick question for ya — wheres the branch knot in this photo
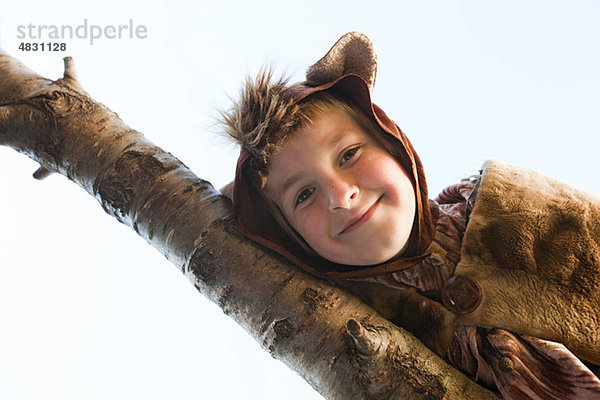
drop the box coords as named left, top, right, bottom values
left=346, top=319, right=381, bottom=356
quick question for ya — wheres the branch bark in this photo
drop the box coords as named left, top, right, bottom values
left=0, top=49, right=499, bottom=399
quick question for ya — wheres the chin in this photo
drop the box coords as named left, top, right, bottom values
left=317, top=232, right=411, bottom=266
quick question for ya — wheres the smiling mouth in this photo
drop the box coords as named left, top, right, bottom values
left=339, top=196, right=383, bottom=235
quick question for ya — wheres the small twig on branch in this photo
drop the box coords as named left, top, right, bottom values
left=32, top=164, right=54, bottom=180
left=346, top=319, right=382, bottom=356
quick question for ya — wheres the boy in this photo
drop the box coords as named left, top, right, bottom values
left=221, top=32, right=600, bottom=399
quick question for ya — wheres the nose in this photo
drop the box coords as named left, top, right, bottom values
left=327, top=178, right=359, bottom=212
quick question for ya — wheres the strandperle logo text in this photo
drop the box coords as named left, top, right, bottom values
left=16, top=19, right=148, bottom=45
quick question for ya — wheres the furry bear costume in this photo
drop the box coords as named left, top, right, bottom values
left=223, top=32, right=600, bottom=398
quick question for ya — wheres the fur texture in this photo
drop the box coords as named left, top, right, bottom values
left=456, top=159, right=600, bottom=364
left=306, top=31, right=377, bottom=89
left=220, top=69, right=300, bottom=173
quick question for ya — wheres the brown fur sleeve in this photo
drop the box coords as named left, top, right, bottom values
left=456, top=159, right=600, bottom=364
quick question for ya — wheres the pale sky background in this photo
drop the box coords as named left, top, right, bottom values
left=0, top=1, right=599, bottom=399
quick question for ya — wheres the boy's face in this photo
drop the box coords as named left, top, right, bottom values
left=266, top=110, right=416, bottom=266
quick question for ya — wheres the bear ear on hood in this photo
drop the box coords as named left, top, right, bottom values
left=306, top=32, right=377, bottom=91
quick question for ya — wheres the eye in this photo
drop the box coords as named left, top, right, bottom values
left=340, top=146, right=360, bottom=166
left=295, top=187, right=315, bottom=206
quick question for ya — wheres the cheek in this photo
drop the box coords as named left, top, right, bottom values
left=356, top=155, right=397, bottom=186
left=359, top=146, right=395, bottom=172
left=361, top=155, right=415, bottom=210
left=293, top=207, right=329, bottom=246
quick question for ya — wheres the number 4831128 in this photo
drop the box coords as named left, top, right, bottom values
left=19, top=42, right=67, bottom=51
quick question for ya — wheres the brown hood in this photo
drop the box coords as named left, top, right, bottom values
left=232, top=72, right=435, bottom=278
